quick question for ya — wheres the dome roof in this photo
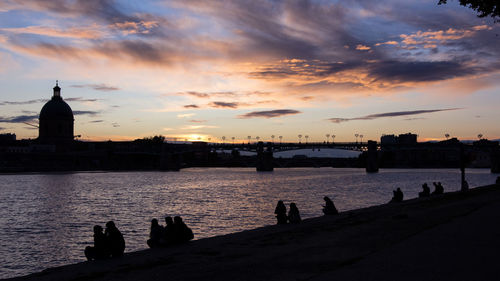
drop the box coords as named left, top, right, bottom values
left=39, top=96, right=74, bottom=120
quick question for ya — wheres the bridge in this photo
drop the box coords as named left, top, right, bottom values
left=186, top=141, right=369, bottom=152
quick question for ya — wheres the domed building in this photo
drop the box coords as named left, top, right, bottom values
left=38, top=81, right=74, bottom=144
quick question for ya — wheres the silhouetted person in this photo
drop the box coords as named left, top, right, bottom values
left=274, top=200, right=287, bottom=224
left=432, top=182, right=444, bottom=195
left=84, top=225, right=109, bottom=261
left=172, top=216, right=194, bottom=243
left=391, top=188, right=404, bottom=202
left=147, top=219, right=165, bottom=248
left=105, top=221, right=125, bottom=257
left=164, top=216, right=174, bottom=244
left=322, top=196, right=338, bottom=215
left=419, top=183, right=430, bottom=197
left=288, top=203, right=301, bottom=223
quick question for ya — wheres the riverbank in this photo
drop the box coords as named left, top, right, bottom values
left=9, top=183, right=500, bottom=281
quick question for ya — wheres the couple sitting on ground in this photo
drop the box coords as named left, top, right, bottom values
left=419, top=182, right=444, bottom=197
left=84, top=221, right=126, bottom=261
left=147, top=216, right=194, bottom=248
left=275, top=201, right=302, bottom=224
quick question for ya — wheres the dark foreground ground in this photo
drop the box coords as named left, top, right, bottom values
left=9, top=183, right=500, bottom=281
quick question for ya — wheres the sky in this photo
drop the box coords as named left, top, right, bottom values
left=0, top=0, right=499, bottom=142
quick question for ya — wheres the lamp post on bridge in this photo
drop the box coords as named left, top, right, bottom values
left=355, top=133, right=359, bottom=144
left=326, top=134, right=330, bottom=144
left=331, top=134, right=335, bottom=144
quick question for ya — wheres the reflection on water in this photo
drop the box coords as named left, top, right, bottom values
left=0, top=168, right=496, bottom=278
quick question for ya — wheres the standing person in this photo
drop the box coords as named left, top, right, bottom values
left=274, top=200, right=287, bottom=224
left=322, top=196, right=339, bottom=215
left=147, top=219, right=165, bottom=248
left=84, top=225, right=109, bottom=261
left=288, top=203, right=301, bottom=223
left=105, top=221, right=125, bottom=257
left=172, top=216, right=194, bottom=243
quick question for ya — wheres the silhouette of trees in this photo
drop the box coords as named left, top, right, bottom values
left=438, top=0, right=499, bottom=20
left=478, top=133, right=483, bottom=140
left=445, top=133, right=450, bottom=140
left=134, top=135, right=165, bottom=144
left=232, top=136, right=235, bottom=144
left=279, top=135, right=283, bottom=145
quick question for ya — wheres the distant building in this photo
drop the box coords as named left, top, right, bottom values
left=38, top=82, right=74, bottom=145
left=0, top=133, right=16, bottom=142
left=380, top=133, right=417, bottom=145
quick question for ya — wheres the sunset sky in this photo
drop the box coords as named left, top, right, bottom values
left=0, top=0, right=499, bottom=142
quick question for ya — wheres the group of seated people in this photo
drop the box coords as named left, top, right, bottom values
left=275, top=196, right=340, bottom=224
left=84, top=221, right=126, bottom=261
left=147, top=216, right=194, bottom=248
left=419, top=182, right=444, bottom=197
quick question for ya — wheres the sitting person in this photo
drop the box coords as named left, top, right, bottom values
left=419, top=183, right=430, bottom=197
left=84, top=225, right=109, bottom=261
left=274, top=200, right=287, bottom=224
left=164, top=216, right=175, bottom=245
left=390, top=188, right=404, bottom=202
left=288, top=203, right=301, bottom=223
left=105, top=221, right=125, bottom=257
left=322, top=196, right=339, bottom=215
left=147, top=219, right=166, bottom=248
left=432, top=182, right=444, bottom=195
left=172, top=216, right=194, bottom=244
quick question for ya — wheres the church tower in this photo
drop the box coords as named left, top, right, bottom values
left=38, top=81, right=74, bottom=144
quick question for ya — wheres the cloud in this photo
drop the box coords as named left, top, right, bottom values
left=177, top=91, right=236, bottom=99
left=112, top=122, right=120, bottom=127
left=0, top=25, right=104, bottom=39
left=0, top=99, right=46, bottom=105
left=181, top=125, right=218, bottom=130
left=327, top=108, right=461, bottom=123
left=0, top=114, right=38, bottom=123
left=89, top=120, right=104, bottom=123
left=355, top=44, right=371, bottom=51
left=183, top=104, right=199, bottom=109
left=209, top=101, right=239, bottom=109
left=177, top=113, right=195, bottom=118
left=189, top=119, right=206, bottom=123
left=65, top=97, right=100, bottom=102
left=70, top=84, right=120, bottom=91
left=73, top=110, right=100, bottom=116
left=238, top=109, right=301, bottom=119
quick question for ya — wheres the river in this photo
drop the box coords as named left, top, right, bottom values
left=0, top=168, right=497, bottom=278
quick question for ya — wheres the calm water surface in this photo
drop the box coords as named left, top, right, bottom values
left=0, top=168, right=497, bottom=278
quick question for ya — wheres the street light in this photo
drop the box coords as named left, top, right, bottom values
left=359, top=134, right=364, bottom=144
left=326, top=134, right=330, bottom=144
left=305, top=135, right=309, bottom=144
left=355, top=133, right=359, bottom=143
left=271, top=135, right=275, bottom=143
left=298, top=134, right=302, bottom=144
left=331, top=134, right=336, bottom=143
